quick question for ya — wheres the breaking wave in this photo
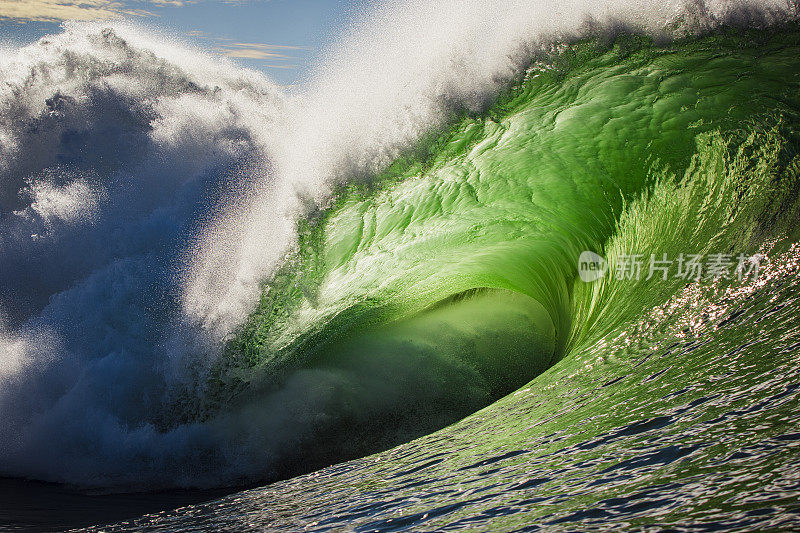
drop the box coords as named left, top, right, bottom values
left=0, top=0, right=797, bottom=490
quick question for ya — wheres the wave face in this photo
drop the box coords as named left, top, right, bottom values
left=1, top=0, right=799, bottom=513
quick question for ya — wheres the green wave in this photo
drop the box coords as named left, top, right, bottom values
left=207, top=24, right=800, bottom=474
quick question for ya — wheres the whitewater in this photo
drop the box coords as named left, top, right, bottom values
left=2, top=0, right=800, bottom=530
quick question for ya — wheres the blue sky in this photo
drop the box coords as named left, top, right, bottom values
left=0, top=0, right=366, bottom=85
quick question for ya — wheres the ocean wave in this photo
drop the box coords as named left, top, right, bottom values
left=0, top=0, right=797, bottom=490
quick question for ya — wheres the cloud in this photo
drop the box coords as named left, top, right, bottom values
left=0, top=0, right=180, bottom=22
left=222, top=48, right=279, bottom=59
left=0, top=0, right=122, bottom=21
left=217, top=42, right=302, bottom=66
